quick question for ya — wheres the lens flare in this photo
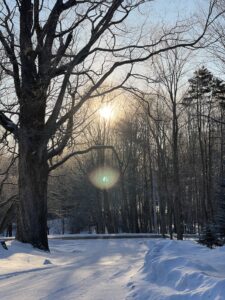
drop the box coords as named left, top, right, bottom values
left=89, top=166, right=120, bottom=189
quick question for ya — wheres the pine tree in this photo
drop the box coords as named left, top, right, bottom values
left=184, top=66, right=225, bottom=107
left=185, top=67, right=225, bottom=246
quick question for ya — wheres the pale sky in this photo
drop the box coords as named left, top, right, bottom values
left=150, top=0, right=208, bottom=20
left=129, top=0, right=209, bottom=25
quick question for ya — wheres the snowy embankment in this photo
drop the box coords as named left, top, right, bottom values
left=128, top=240, right=225, bottom=300
left=0, top=239, right=225, bottom=300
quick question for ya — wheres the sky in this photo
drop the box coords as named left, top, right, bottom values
left=152, top=0, right=198, bottom=18
left=118, top=0, right=221, bottom=85
left=150, top=0, right=224, bottom=78
left=128, top=0, right=209, bottom=25
left=151, top=0, right=209, bottom=20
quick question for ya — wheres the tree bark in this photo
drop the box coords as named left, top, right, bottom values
left=172, top=106, right=183, bottom=240
left=16, top=129, right=49, bottom=250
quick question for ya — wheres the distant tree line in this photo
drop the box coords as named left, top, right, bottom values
left=43, top=65, right=225, bottom=240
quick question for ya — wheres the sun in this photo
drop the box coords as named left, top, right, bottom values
left=99, top=105, right=113, bottom=120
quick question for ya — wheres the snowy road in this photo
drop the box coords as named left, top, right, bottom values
left=1, top=239, right=225, bottom=300
left=0, top=239, right=148, bottom=300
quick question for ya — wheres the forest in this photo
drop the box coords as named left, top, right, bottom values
left=0, top=0, right=225, bottom=249
left=32, top=64, right=225, bottom=241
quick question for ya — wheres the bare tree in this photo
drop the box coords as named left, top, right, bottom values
left=0, top=0, right=221, bottom=249
left=151, top=48, right=191, bottom=239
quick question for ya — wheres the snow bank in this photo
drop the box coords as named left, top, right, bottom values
left=128, top=240, right=225, bottom=300
left=0, top=240, right=54, bottom=278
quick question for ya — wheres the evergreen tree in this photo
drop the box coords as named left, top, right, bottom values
left=185, top=67, right=225, bottom=246
left=184, top=66, right=225, bottom=104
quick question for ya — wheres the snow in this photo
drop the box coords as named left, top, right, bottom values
left=127, top=240, right=225, bottom=300
left=0, top=238, right=225, bottom=299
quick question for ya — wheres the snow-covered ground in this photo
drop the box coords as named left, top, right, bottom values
left=0, top=238, right=225, bottom=300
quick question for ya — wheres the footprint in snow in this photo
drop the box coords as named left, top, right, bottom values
left=127, top=282, right=135, bottom=289
left=72, top=249, right=83, bottom=253
left=43, top=259, right=52, bottom=265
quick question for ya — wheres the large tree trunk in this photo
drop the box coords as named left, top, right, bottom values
left=16, top=128, right=49, bottom=250
left=15, top=0, right=50, bottom=250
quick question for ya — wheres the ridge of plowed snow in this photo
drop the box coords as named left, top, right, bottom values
left=127, top=240, right=225, bottom=300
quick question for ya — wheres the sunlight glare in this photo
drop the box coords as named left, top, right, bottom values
left=99, top=105, right=113, bottom=120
